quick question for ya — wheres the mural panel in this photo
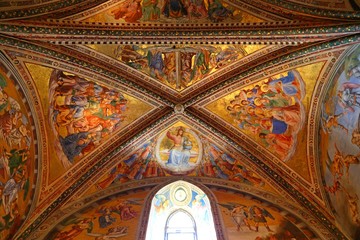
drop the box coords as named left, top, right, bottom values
left=83, top=0, right=264, bottom=24
left=94, top=122, right=267, bottom=191
left=28, top=65, right=153, bottom=179
left=87, top=44, right=265, bottom=91
left=319, top=45, right=360, bottom=239
left=0, top=67, right=36, bottom=240
left=49, top=69, right=132, bottom=168
left=45, top=191, right=145, bottom=240
left=207, top=69, right=307, bottom=162
left=215, top=191, right=312, bottom=240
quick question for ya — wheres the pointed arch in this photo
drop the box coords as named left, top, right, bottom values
left=137, top=178, right=226, bottom=240
left=165, top=209, right=197, bottom=240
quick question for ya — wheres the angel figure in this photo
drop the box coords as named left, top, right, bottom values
left=53, top=217, right=94, bottom=240
left=218, top=202, right=252, bottom=231
left=249, top=205, right=275, bottom=232
left=320, top=105, right=348, bottom=134
left=113, top=199, right=141, bottom=221
left=98, top=207, right=116, bottom=228
left=327, top=143, right=360, bottom=179
left=337, top=82, right=360, bottom=112
left=344, top=47, right=360, bottom=79
left=343, top=189, right=360, bottom=226
left=154, top=194, right=170, bottom=214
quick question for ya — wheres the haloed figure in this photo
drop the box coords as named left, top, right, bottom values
left=166, top=127, right=192, bottom=168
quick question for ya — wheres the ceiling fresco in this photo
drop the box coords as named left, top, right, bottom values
left=0, top=1, right=359, bottom=240
left=87, top=44, right=265, bottom=91
left=47, top=69, right=150, bottom=168
left=40, top=179, right=327, bottom=240
left=0, top=63, right=37, bottom=239
left=206, top=69, right=307, bottom=162
left=215, top=190, right=316, bottom=240
left=204, top=62, right=325, bottom=183
left=319, top=44, right=360, bottom=239
left=78, top=0, right=265, bottom=23
left=26, top=64, right=155, bottom=181
left=45, top=191, right=145, bottom=240
left=85, top=121, right=271, bottom=197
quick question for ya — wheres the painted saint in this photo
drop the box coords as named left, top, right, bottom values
left=156, top=125, right=202, bottom=174
left=165, top=127, right=192, bottom=167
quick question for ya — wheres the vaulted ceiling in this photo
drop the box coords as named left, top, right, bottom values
left=0, top=1, right=359, bottom=240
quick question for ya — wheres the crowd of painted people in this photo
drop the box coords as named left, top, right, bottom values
left=227, top=71, right=305, bottom=161
left=111, top=0, right=238, bottom=23
left=0, top=73, right=31, bottom=237
left=117, top=45, right=246, bottom=90
left=49, top=70, right=128, bottom=166
left=96, top=133, right=265, bottom=189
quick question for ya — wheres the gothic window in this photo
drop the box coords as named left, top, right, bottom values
left=165, top=209, right=197, bottom=240
left=145, top=180, right=217, bottom=240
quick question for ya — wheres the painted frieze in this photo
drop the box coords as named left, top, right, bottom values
left=319, top=44, right=360, bottom=239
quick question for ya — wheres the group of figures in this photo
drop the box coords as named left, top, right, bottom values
left=115, top=45, right=247, bottom=90
left=50, top=199, right=140, bottom=240
left=49, top=70, right=128, bottom=168
left=219, top=202, right=309, bottom=240
left=110, top=0, right=242, bottom=23
left=0, top=72, right=32, bottom=239
left=227, top=70, right=306, bottom=161
left=164, top=127, right=194, bottom=169
left=197, top=137, right=265, bottom=186
left=220, top=203, right=274, bottom=233
left=320, top=45, right=360, bottom=238
left=96, top=125, right=264, bottom=190
left=96, top=139, right=166, bottom=189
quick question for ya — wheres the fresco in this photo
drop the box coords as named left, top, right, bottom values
left=207, top=70, right=306, bottom=162
left=83, top=0, right=264, bottom=24
left=45, top=191, right=146, bottom=240
left=87, top=44, right=265, bottom=91
left=94, top=122, right=266, bottom=190
left=215, top=190, right=311, bottom=240
left=320, top=45, right=360, bottom=239
left=48, top=69, right=153, bottom=169
left=146, top=180, right=217, bottom=240
left=0, top=68, right=35, bottom=240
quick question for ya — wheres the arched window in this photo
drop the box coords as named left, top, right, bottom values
left=165, top=209, right=197, bottom=240
left=145, top=180, right=217, bottom=240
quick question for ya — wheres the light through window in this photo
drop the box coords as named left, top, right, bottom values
left=145, top=181, right=217, bottom=240
left=165, top=210, right=197, bottom=240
